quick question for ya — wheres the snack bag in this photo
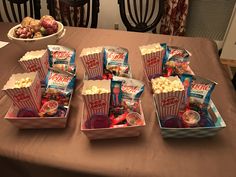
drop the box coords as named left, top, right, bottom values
left=45, top=69, right=76, bottom=96
left=164, top=46, right=192, bottom=76
left=112, top=76, right=144, bottom=99
left=48, top=45, right=76, bottom=74
left=189, top=76, right=216, bottom=111
left=104, top=46, right=129, bottom=76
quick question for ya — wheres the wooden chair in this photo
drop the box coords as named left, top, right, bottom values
left=2, top=0, right=41, bottom=22
left=47, top=0, right=100, bottom=28
left=118, top=0, right=164, bottom=33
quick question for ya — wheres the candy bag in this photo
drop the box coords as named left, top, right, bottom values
left=104, top=46, right=129, bottom=76
left=165, top=46, right=191, bottom=76
left=48, top=45, right=76, bottom=74
left=45, top=70, right=76, bottom=96
left=189, top=76, right=216, bottom=111
left=113, top=76, right=144, bottom=99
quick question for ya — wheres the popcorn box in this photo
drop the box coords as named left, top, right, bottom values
left=80, top=47, right=104, bottom=79
left=19, top=50, right=49, bottom=81
left=153, top=97, right=226, bottom=138
left=4, top=92, right=73, bottom=129
left=2, top=72, right=41, bottom=111
left=152, top=76, right=185, bottom=119
left=82, top=80, right=111, bottom=118
left=139, top=43, right=166, bottom=80
left=81, top=100, right=146, bottom=140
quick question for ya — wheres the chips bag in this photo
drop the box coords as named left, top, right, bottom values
left=48, top=45, right=76, bottom=74
left=189, top=75, right=216, bottom=111
left=112, top=76, right=144, bottom=99
left=104, top=46, right=129, bottom=76
left=165, top=46, right=191, bottom=76
left=45, top=70, right=76, bottom=96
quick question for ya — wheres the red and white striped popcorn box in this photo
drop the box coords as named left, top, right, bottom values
left=152, top=76, right=185, bottom=119
left=82, top=80, right=111, bottom=118
left=19, top=50, right=49, bottom=81
left=139, top=43, right=165, bottom=80
left=2, top=72, right=42, bottom=111
left=80, top=47, right=104, bottom=80
left=154, top=90, right=184, bottom=119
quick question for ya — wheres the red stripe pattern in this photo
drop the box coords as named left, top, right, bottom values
left=19, top=51, right=49, bottom=81
left=154, top=90, right=184, bottom=119
left=80, top=52, right=103, bottom=79
left=142, top=49, right=165, bottom=79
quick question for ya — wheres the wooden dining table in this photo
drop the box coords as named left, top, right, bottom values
left=0, top=22, right=236, bottom=177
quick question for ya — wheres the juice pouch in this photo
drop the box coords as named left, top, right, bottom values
left=48, top=45, right=76, bottom=74
left=165, top=46, right=191, bottom=76
left=189, top=75, right=217, bottom=111
left=104, top=46, right=129, bottom=76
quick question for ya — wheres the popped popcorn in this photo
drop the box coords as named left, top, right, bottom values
left=82, top=86, right=109, bottom=95
left=151, top=76, right=184, bottom=94
left=139, top=43, right=164, bottom=55
left=14, top=77, right=32, bottom=88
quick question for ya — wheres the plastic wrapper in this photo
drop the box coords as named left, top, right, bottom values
left=104, top=46, right=129, bottom=76
left=164, top=46, right=191, bottom=76
left=48, top=45, right=76, bottom=74
left=189, top=75, right=217, bottom=111
left=112, top=76, right=144, bottom=99
left=45, top=70, right=75, bottom=96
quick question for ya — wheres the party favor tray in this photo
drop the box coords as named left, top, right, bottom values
left=4, top=93, right=73, bottom=129
left=81, top=100, right=146, bottom=140
left=153, top=97, right=226, bottom=138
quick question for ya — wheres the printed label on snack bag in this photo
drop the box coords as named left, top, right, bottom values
left=89, top=99, right=106, bottom=110
left=122, top=85, right=140, bottom=94
left=146, top=57, right=159, bottom=67
left=85, top=58, right=99, bottom=69
left=13, top=93, right=30, bottom=102
left=161, top=97, right=179, bottom=107
left=48, top=72, right=72, bottom=90
left=52, top=51, right=71, bottom=60
left=107, top=52, right=126, bottom=61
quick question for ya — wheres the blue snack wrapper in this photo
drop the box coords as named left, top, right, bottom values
left=189, top=75, right=216, bottom=111
left=45, top=69, right=76, bottom=95
left=48, top=45, right=76, bottom=74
